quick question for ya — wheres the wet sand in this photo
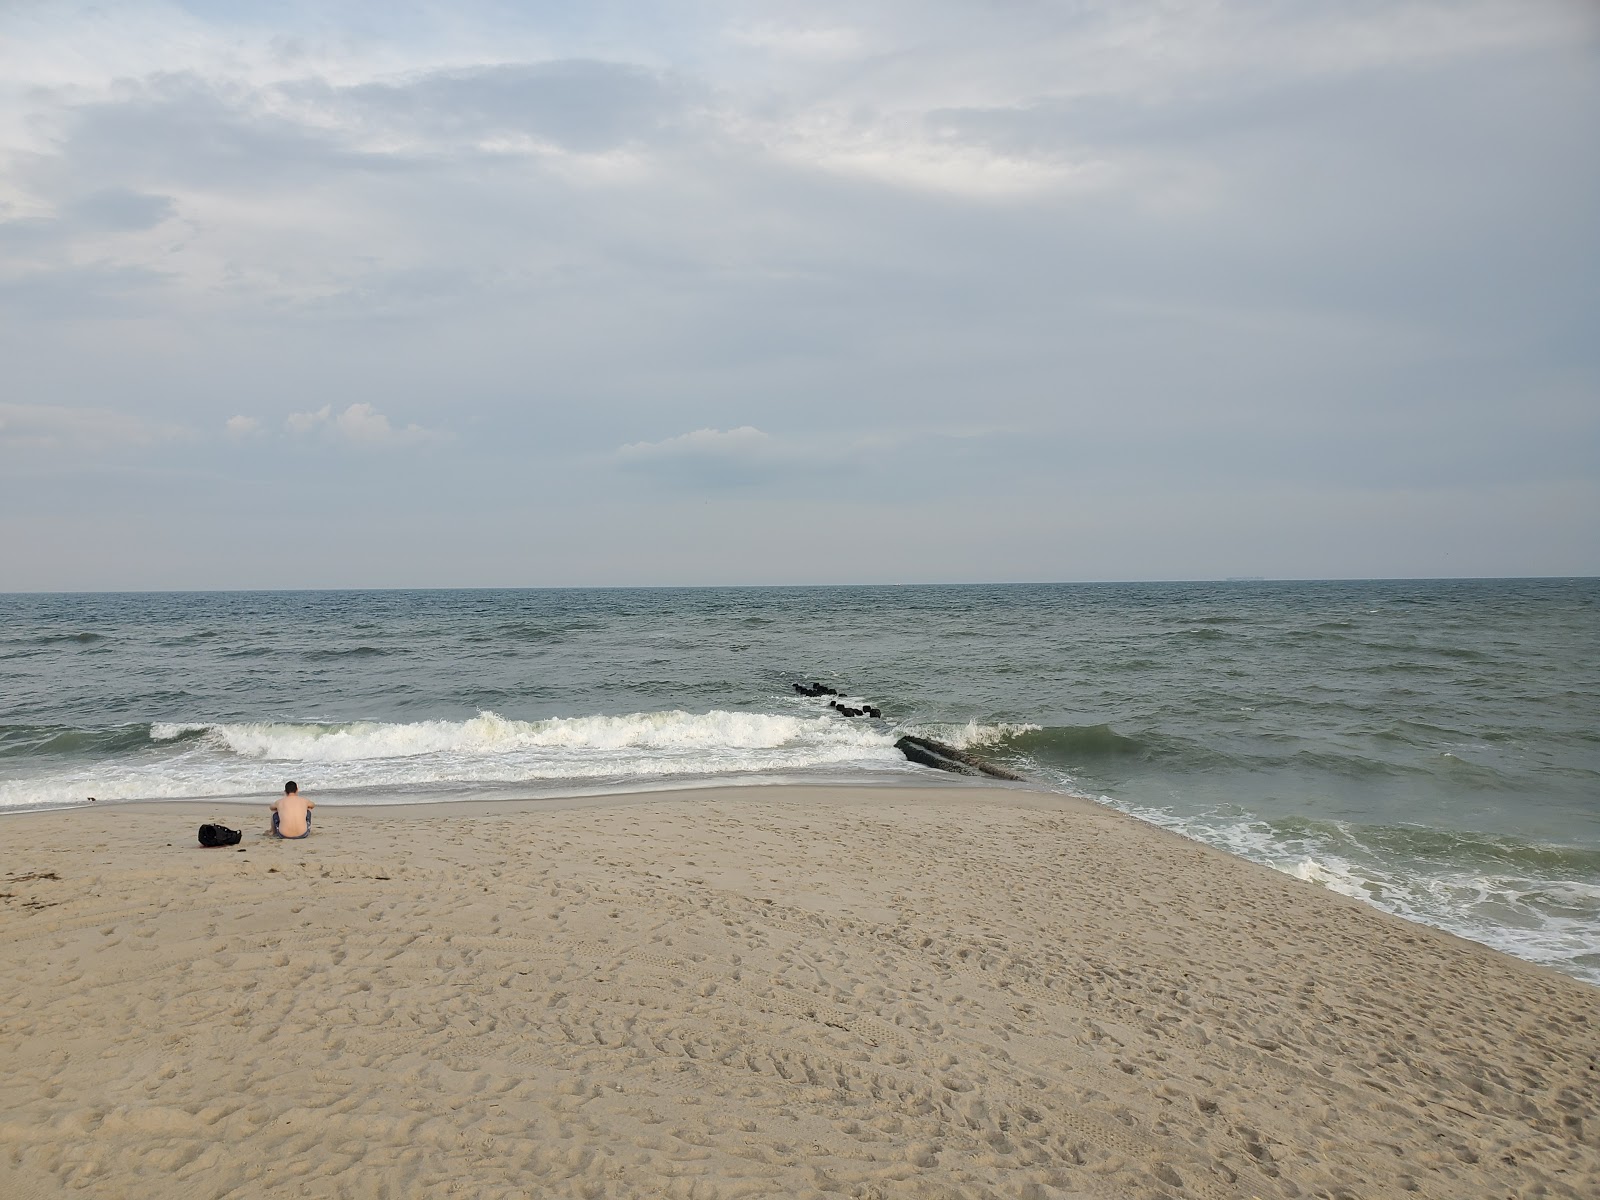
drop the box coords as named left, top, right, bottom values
left=2, top=785, right=1596, bottom=1199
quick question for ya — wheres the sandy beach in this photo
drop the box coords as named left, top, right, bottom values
left=2, top=784, right=1595, bottom=1199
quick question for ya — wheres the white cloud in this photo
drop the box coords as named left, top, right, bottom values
left=224, top=414, right=261, bottom=437
left=286, top=405, right=332, bottom=434
left=618, top=425, right=772, bottom=463
left=746, top=113, right=1111, bottom=198
left=285, top=402, right=437, bottom=446
left=335, top=401, right=434, bottom=445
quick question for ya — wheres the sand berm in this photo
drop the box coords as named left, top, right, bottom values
left=2, top=785, right=1596, bottom=1199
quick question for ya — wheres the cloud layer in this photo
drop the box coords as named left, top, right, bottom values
left=0, top=1, right=1595, bottom=587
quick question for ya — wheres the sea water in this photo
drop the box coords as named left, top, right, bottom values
left=2, top=580, right=1596, bottom=983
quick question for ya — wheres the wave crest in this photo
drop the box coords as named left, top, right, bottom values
left=160, top=709, right=895, bottom=763
left=913, top=720, right=1041, bottom=750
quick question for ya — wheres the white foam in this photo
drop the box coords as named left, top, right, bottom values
left=149, top=722, right=211, bottom=741
left=916, top=719, right=1040, bottom=750
left=1079, top=793, right=1600, bottom=987
left=196, top=709, right=893, bottom=761
left=1289, top=856, right=1376, bottom=901
left=0, top=709, right=907, bottom=811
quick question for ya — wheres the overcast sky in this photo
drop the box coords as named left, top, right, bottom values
left=1, top=0, right=1596, bottom=589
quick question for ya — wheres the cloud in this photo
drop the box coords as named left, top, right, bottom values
left=618, top=425, right=771, bottom=462
left=617, top=426, right=790, bottom=486
left=740, top=109, right=1111, bottom=199
left=285, top=402, right=438, bottom=446
left=0, top=1, right=1594, bottom=584
left=224, top=414, right=261, bottom=438
left=285, top=405, right=331, bottom=434
left=335, top=401, right=432, bottom=445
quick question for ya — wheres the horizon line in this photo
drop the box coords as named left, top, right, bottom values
left=2, top=574, right=1596, bottom=597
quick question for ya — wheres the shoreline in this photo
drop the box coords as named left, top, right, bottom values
left=4, top=784, right=1596, bottom=1198
left=0, top=766, right=1010, bottom=818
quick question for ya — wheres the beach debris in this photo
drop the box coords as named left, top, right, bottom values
left=895, top=735, right=1024, bottom=781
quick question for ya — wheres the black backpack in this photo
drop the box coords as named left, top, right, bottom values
left=198, top=823, right=242, bottom=848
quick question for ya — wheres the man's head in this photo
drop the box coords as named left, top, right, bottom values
left=285, top=781, right=298, bottom=795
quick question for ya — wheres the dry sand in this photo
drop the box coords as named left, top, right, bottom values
left=2, top=784, right=1596, bottom=1199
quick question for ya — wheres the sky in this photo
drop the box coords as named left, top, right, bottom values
left=0, top=0, right=1596, bottom=589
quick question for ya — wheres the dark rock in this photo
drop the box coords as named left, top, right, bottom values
left=798, top=680, right=879, bottom=717
left=794, top=681, right=842, bottom=698
left=894, top=735, right=1023, bottom=781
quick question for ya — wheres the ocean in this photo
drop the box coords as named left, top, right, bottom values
left=2, top=580, right=1597, bottom=984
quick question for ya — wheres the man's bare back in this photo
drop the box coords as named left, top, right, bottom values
left=270, top=781, right=314, bottom=839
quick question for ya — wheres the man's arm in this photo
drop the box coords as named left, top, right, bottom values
left=270, top=800, right=279, bottom=812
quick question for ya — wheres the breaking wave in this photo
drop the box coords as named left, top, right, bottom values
left=1, top=709, right=909, bottom=811
left=153, top=709, right=893, bottom=762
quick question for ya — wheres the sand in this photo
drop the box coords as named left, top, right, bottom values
left=2, top=784, right=1596, bottom=1200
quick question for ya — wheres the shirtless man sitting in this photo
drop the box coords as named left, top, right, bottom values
left=269, top=780, right=314, bottom=839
